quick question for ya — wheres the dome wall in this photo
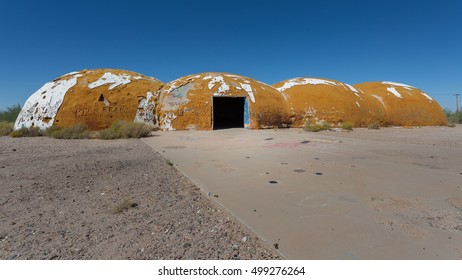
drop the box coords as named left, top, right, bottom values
left=14, top=69, right=163, bottom=130
left=273, top=77, right=368, bottom=127
left=157, top=73, right=290, bottom=130
left=354, top=81, right=447, bottom=126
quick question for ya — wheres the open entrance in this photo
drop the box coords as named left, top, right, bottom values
left=213, top=97, right=248, bottom=129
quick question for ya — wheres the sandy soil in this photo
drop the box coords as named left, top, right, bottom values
left=316, top=125, right=462, bottom=148
left=0, top=137, right=279, bottom=260
left=141, top=126, right=462, bottom=259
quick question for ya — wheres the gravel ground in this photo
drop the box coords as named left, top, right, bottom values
left=0, top=136, right=280, bottom=260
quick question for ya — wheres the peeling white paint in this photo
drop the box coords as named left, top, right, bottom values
left=421, top=92, right=434, bottom=102
left=60, top=71, right=80, bottom=77
left=134, top=91, right=157, bottom=126
left=240, top=83, right=255, bottom=103
left=343, top=83, right=361, bottom=97
left=276, top=78, right=337, bottom=92
left=355, top=101, right=361, bottom=107
left=88, top=72, right=132, bottom=90
left=386, top=87, right=403, bottom=99
left=208, top=75, right=230, bottom=94
left=371, top=94, right=386, bottom=107
left=14, top=73, right=82, bottom=130
left=203, top=75, right=213, bottom=80
left=160, top=112, right=177, bottom=131
left=133, top=76, right=143, bottom=80
left=161, top=83, right=191, bottom=111
left=382, top=81, right=415, bottom=89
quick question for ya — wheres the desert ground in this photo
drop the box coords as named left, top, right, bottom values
left=142, top=125, right=462, bottom=259
left=1, top=125, right=462, bottom=260
left=0, top=137, right=279, bottom=259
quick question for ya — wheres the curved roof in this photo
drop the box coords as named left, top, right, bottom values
left=273, top=77, right=367, bottom=127
left=354, top=81, right=447, bottom=126
left=14, top=69, right=163, bottom=130
left=157, top=72, right=290, bottom=130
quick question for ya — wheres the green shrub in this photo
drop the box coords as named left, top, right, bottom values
left=45, top=124, right=90, bottom=139
left=0, top=122, right=14, bottom=136
left=368, top=121, right=381, bottom=130
left=96, top=121, right=152, bottom=139
left=447, top=111, right=462, bottom=124
left=304, top=120, right=330, bottom=132
left=341, top=122, right=354, bottom=131
left=9, top=126, right=43, bottom=137
left=0, top=105, right=21, bottom=123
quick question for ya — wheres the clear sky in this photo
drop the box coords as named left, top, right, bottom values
left=0, top=0, right=461, bottom=111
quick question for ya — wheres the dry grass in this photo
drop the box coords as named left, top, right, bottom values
left=45, top=124, right=90, bottom=139
left=96, top=121, right=152, bottom=139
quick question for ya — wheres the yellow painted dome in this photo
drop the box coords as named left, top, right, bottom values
left=273, top=77, right=368, bottom=127
left=14, top=69, right=163, bottom=130
left=157, top=73, right=290, bottom=130
left=354, top=81, right=447, bottom=126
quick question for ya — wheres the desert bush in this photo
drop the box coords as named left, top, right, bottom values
left=304, top=119, right=330, bottom=132
left=96, top=121, right=152, bottom=139
left=0, top=122, right=14, bottom=136
left=341, top=122, right=354, bottom=131
left=447, top=111, right=462, bottom=124
left=447, top=122, right=456, bottom=127
left=45, top=124, right=90, bottom=139
left=368, top=121, right=381, bottom=130
left=9, top=126, right=43, bottom=137
left=0, top=105, right=21, bottom=123
left=120, top=122, right=152, bottom=138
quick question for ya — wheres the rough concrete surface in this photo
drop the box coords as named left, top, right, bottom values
left=0, top=137, right=279, bottom=260
left=142, top=125, right=462, bottom=259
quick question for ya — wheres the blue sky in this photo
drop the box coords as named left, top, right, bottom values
left=0, top=0, right=461, bottom=111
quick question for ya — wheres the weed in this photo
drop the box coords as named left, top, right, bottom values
left=341, top=122, right=354, bottom=131
left=304, top=119, right=330, bottom=132
left=111, top=199, right=137, bottom=214
left=368, top=121, right=381, bottom=130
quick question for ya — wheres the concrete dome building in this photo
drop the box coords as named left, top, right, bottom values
left=14, top=69, right=163, bottom=130
left=354, top=81, right=447, bottom=126
left=157, top=73, right=290, bottom=130
left=273, top=77, right=368, bottom=127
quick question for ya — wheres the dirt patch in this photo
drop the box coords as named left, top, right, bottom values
left=0, top=137, right=279, bottom=260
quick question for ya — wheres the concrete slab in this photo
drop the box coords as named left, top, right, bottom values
left=142, top=128, right=462, bottom=259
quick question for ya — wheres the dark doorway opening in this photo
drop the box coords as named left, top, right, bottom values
left=213, top=97, right=245, bottom=129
